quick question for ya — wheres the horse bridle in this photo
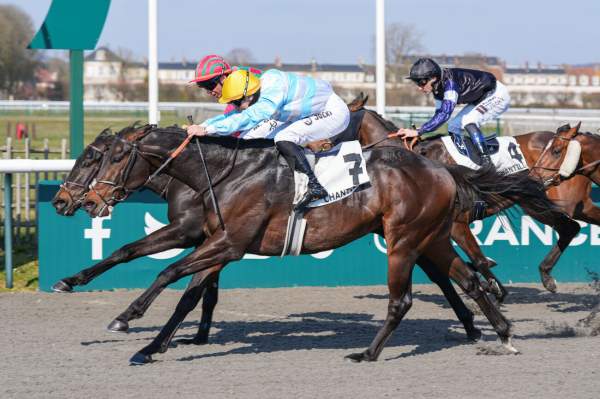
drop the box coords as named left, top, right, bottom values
left=89, top=134, right=240, bottom=224
left=530, top=130, right=600, bottom=187
left=88, top=137, right=143, bottom=215
left=59, top=144, right=106, bottom=208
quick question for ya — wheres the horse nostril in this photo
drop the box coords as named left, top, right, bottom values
left=53, top=199, right=67, bottom=212
left=83, top=201, right=96, bottom=212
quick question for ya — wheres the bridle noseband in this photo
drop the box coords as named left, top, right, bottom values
left=59, top=144, right=106, bottom=208
left=88, top=137, right=143, bottom=214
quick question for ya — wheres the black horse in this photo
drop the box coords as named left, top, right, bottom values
left=82, top=126, right=552, bottom=363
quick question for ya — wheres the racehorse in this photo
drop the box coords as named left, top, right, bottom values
left=525, top=123, right=600, bottom=224
left=52, top=127, right=479, bottom=344
left=347, top=96, right=582, bottom=294
left=81, top=126, right=551, bottom=363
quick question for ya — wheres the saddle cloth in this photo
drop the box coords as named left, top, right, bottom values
left=442, top=135, right=529, bottom=175
left=293, top=140, right=370, bottom=208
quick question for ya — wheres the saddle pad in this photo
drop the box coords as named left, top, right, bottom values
left=441, top=136, right=529, bottom=175
left=293, top=141, right=370, bottom=208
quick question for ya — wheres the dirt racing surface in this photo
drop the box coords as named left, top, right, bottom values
left=1, top=283, right=599, bottom=399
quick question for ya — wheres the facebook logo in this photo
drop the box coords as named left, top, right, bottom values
left=84, top=216, right=111, bottom=260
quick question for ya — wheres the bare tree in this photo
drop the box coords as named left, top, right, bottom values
left=0, top=5, right=39, bottom=98
left=384, top=22, right=424, bottom=84
left=226, top=48, right=255, bottom=65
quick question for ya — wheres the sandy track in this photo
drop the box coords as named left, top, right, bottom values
left=1, top=283, right=598, bottom=399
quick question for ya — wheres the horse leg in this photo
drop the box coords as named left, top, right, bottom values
left=176, top=272, right=220, bottom=345
left=129, top=265, right=224, bottom=365
left=417, top=255, right=481, bottom=341
left=53, top=222, right=198, bottom=293
left=573, top=197, right=600, bottom=226
left=424, top=238, right=517, bottom=353
left=451, top=222, right=508, bottom=302
left=522, top=205, right=581, bottom=293
left=110, top=232, right=239, bottom=333
left=346, top=242, right=417, bottom=362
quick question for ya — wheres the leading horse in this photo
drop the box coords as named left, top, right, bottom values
left=52, top=127, right=479, bottom=343
left=82, top=126, right=551, bottom=364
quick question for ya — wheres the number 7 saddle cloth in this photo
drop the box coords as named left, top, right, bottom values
left=293, top=141, right=371, bottom=209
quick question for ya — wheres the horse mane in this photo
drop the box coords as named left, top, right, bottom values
left=115, top=121, right=152, bottom=137
left=365, top=108, right=399, bottom=133
left=345, top=92, right=400, bottom=133
left=148, top=125, right=276, bottom=150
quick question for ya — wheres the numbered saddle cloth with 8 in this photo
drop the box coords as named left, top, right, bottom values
left=293, top=141, right=370, bottom=208
left=441, top=135, right=529, bottom=175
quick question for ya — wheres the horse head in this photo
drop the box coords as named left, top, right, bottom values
left=52, top=128, right=116, bottom=216
left=82, top=123, right=156, bottom=217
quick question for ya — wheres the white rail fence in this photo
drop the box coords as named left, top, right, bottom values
left=0, top=138, right=70, bottom=246
left=0, top=159, right=75, bottom=288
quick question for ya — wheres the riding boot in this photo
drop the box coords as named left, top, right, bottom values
left=276, top=140, right=328, bottom=210
left=465, top=123, right=492, bottom=167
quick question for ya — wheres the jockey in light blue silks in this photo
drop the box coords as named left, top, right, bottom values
left=187, top=69, right=350, bottom=210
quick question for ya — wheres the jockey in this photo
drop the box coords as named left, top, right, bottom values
left=397, top=58, right=510, bottom=165
left=187, top=69, right=351, bottom=210
left=189, top=54, right=263, bottom=116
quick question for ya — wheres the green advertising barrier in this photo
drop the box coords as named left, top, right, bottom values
left=38, top=181, right=600, bottom=292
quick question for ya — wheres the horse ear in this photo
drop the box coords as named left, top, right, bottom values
left=557, top=124, right=571, bottom=134
left=347, top=92, right=369, bottom=112
left=128, top=125, right=154, bottom=141
left=566, top=121, right=581, bottom=139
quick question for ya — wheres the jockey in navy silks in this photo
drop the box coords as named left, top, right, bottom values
left=397, top=58, right=511, bottom=165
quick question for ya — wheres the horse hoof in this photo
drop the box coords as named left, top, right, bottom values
left=501, top=337, right=521, bottom=355
left=466, top=326, right=482, bottom=342
left=107, top=319, right=129, bottom=333
left=51, top=280, right=73, bottom=293
left=344, top=351, right=375, bottom=363
left=542, top=276, right=558, bottom=293
left=129, top=352, right=153, bottom=365
left=488, top=279, right=506, bottom=302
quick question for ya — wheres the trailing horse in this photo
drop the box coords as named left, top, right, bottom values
left=83, top=126, right=552, bottom=364
left=346, top=96, right=581, bottom=294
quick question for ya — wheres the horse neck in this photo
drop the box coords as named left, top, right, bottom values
left=579, top=133, right=600, bottom=184
left=359, top=110, right=396, bottom=145
left=143, top=133, right=274, bottom=193
left=516, top=131, right=554, bottom=166
left=144, top=174, right=174, bottom=197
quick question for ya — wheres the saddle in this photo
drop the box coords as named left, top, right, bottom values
left=305, top=109, right=365, bottom=153
left=449, top=132, right=500, bottom=166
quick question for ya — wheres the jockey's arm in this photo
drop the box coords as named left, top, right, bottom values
left=417, top=81, right=458, bottom=135
left=202, top=71, right=286, bottom=135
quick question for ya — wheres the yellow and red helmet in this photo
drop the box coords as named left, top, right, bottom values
left=218, top=70, right=261, bottom=104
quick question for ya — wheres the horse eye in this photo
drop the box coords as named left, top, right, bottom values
left=552, top=147, right=562, bottom=156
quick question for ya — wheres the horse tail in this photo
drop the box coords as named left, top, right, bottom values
left=444, top=164, right=559, bottom=217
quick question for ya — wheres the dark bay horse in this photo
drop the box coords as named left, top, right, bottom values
left=52, top=127, right=477, bottom=344
left=351, top=99, right=581, bottom=294
left=81, top=126, right=551, bottom=363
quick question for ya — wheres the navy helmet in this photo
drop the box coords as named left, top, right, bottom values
left=406, top=58, right=442, bottom=82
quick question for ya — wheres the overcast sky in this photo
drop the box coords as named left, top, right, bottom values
left=6, top=0, right=600, bottom=66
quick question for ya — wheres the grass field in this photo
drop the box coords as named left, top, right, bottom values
left=0, top=243, right=38, bottom=292
left=0, top=110, right=189, bottom=154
